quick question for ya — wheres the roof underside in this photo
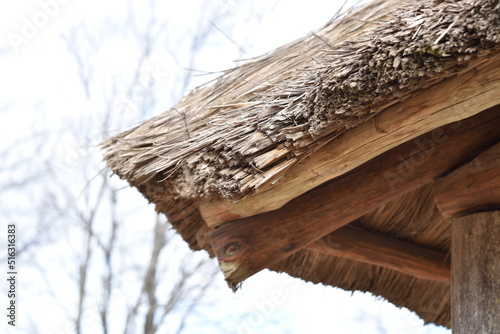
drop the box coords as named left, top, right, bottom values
left=103, top=0, right=500, bottom=328
left=270, top=183, right=452, bottom=326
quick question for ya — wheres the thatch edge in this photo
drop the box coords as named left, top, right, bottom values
left=103, top=0, right=500, bottom=203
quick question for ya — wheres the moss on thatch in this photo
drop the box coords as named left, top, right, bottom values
left=103, top=0, right=499, bottom=202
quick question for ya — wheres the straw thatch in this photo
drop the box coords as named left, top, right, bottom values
left=102, top=0, right=499, bottom=328
left=104, top=0, right=499, bottom=202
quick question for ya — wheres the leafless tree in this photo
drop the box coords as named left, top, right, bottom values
left=31, top=1, right=245, bottom=333
left=2, top=1, right=353, bottom=332
left=0, top=0, right=276, bottom=332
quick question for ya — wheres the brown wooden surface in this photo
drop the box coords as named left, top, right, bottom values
left=434, top=142, right=500, bottom=218
left=211, top=107, right=500, bottom=284
left=201, top=57, right=500, bottom=227
left=307, top=226, right=451, bottom=284
left=452, top=211, right=500, bottom=333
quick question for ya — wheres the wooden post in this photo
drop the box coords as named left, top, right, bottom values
left=452, top=211, right=500, bottom=333
left=434, top=141, right=500, bottom=331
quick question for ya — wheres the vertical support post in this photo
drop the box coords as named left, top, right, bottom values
left=452, top=211, right=500, bottom=333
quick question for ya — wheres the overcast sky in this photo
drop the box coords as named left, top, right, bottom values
left=1, top=1, right=451, bottom=333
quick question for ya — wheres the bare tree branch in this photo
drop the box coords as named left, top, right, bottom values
left=76, top=175, right=108, bottom=334
left=98, top=186, right=119, bottom=334
left=5, top=1, right=258, bottom=333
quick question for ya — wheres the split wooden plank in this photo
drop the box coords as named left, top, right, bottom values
left=451, top=211, right=500, bottom=333
left=307, top=226, right=451, bottom=284
left=210, top=107, right=500, bottom=285
left=434, top=142, right=500, bottom=218
left=201, top=56, right=500, bottom=227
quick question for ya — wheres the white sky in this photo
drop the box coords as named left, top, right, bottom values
left=0, top=0, right=451, bottom=333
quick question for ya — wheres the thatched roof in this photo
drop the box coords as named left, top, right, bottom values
left=103, top=0, right=500, bottom=328
left=104, top=0, right=498, bottom=200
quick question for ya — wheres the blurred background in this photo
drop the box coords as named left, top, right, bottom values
left=0, top=0, right=451, bottom=333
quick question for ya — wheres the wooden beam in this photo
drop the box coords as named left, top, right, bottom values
left=434, top=141, right=500, bottom=330
left=211, top=107, right=500, bottom=285
left=307, top=226, right=451, bottom=284
left=201, top=56, right=500, bottom=227
left=452, top=211, right=500, bottom=333
left=434, top=142, right=500, bottom=218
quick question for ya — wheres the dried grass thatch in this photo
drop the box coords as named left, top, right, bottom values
left=102, top=0, right=500, bottom=328
left=104, top=0, right=499, bottom=202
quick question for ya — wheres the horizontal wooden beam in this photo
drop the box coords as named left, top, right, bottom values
left=211, top=107, right=500, bottom=285
left=307, top=226, right=450, bottom=284
left=434, top=142, right=500, bottom=218
left=201, top=56, right=500, bottom=227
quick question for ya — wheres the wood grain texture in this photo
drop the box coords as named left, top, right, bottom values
left=452, top=211, right=500, bottom=333
left=307, top=226, right=451, bottom=284
left=434, top=142, right=500, bottom=217
left=201, top=57, right=500, bottom=227
left=210, top=107, right=500, bottom=284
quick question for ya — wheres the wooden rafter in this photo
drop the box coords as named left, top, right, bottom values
left=307, top=225, right=451, bottom=284
left=434, top=142, right=500, bottom=218
left=433, top=140, right=500, bottom=332
left=201, top=56, right=500, bottom=227
left=210, top=107, right=500, bottom=285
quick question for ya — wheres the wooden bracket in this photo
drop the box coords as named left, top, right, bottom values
left=307, top=225, right=450, bottom=284
left=434, top=142, right=500, bottom=217
left=211, top=107, right=500, bottom=285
